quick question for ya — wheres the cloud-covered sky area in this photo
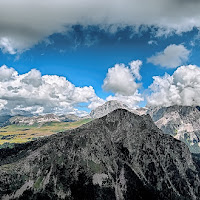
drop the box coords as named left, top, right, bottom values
left=147, top=44, right=190, bottom=68
left=147, top=65, right=200, bottom=107
left=1, top=0, right=200, bottom=53
left=1, top=0, right=200, bottom=115
left=0, top=65, right=103, bottom=116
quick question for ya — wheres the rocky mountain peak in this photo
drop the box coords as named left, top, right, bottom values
left=90, top=100, right=130, bottom=119
left=0, top=109, right=200, bottom=199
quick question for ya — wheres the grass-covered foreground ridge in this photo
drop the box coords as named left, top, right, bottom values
left=0, top=118, right=92, bottom=148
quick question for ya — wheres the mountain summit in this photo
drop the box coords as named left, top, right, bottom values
left=90, top=100, right=129, bottom=118
left=0, top=109, right=199, bottom=199
left=91, top=101, right=200, bottom=153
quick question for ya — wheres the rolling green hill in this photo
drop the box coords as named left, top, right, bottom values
left=0, top=118, right=92, bottom=148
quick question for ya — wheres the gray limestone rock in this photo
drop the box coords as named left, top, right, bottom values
left=90, top=100, right=130, bottom=119
left=146, top=105, right=200, bottom=153
left=0, top=109, right=200, bottom=199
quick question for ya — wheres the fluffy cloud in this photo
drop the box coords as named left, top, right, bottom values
left=0, top=65, right=103, bottom=116
left=147, top=65, right=200, bottom=107
left=1, top=0, right=200, bottom=53
left=102, top=61, right=143, bottom=108
left=88, top=97, right=105, bottom=110
left=0, top=65, right=17, bottom=81
left=147, top=44, right=190, bottom=68
left=102, top=62, right=141, bottom=95
left=129, top=60, right=142, bottom=80
left=106, top=92, right=143, bottom=109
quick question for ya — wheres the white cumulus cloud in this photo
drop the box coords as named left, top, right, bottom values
left=106, top=92, right=143, bottom=109
left=147, top=65, right=200, bottom=107
left=147, top=44, right=190, bottom=68
left=0, top=65, right=103, bottom=116
left=102, top=60, right=143, bottom=108
left=102, top=62, right=141, bottom=96
left=0, top=65, right=18, bottom=81
left=88, top=97, right=106, bottom=110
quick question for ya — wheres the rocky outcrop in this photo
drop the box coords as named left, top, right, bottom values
left=90, top=101, right=200, bottom=153
left=90, top=100, right=130, bottom=118
left=0, top=109, right=200, bottom=200
left=146, top=105, right=200, bottom=153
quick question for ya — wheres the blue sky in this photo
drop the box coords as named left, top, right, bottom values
left=0, top=28, right=198, bottom=96
left=0, top=28, right=198, bottom=91
left=1, top=1, right=200, bottom=115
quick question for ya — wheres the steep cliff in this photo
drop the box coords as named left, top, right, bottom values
left=147, top=105, right=200, bottom=153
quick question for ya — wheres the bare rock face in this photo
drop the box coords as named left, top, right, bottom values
left=90, top=100, right=130, bottom=119
left=0, top=109, right=200, bottom=200
left=146, top=105, right=200, bottom=153
left=90, top=101, right=200, bottom=153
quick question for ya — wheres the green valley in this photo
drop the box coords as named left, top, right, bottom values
left=0, top=118, right=92, bottom=148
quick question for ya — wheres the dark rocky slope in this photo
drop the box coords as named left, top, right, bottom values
left=0, top=109, right=200, bottom=200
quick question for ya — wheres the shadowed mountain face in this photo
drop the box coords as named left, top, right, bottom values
left=0, top=109, right=200, bottom=200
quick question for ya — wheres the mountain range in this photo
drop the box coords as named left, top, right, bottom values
left=146, top=105, right=200, bottom=153
left=91, top=101, right=200, bottom=153
left=1, top=109, right=200, bottom=199
left=0, top=114, right=83, bottom=127
left=1, top=101, right=200, bottom=153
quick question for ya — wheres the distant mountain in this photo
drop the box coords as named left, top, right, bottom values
left=58, top=114, right=82, bottom=122
left=8, top=113, right=82, bottom=126
left=90, top=100, right=149, bottom=119
left=145, top=105, right=200, bottom=153
left=90, top=100, right=130, bottom=118
left=0, top=109, right=200, bottom=199
left=0, top=115, right=12, bottom=127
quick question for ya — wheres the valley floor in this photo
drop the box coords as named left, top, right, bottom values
left=0, top=118, right=91, bottom=148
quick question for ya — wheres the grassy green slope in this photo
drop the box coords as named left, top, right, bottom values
left=0, top=118, right=92, bottom=147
